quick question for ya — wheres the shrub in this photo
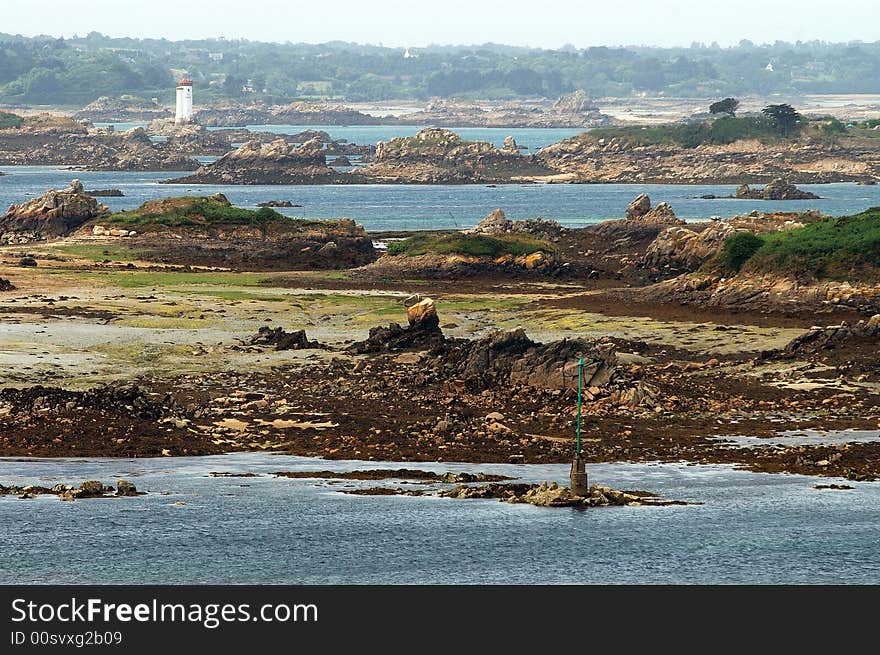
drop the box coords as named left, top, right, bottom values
left=0, top=111, right=23, bottom=129
left=721, top=232, right=764, bottom=272
left=745, top=208, right=880, bottom=281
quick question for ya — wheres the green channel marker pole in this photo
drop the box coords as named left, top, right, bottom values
left=576, top=357, right=584, bottom=455
left=570, top=357, right=588, bottom=496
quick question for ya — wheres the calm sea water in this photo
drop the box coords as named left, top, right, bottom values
left=2, top=166, right=879, bottom=231
left=1, top=454, right=878, bottom=584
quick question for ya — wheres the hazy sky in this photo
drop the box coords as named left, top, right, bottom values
left=8, top=0, right=880, bottom=48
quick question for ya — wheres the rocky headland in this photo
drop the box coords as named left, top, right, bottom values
left=166, top=137, right=350, bottom=185
left=82, top=193, right=377, bottom=270
left=1, top=179, right=110, bottom=244
left=0, top=115, right=199, bottom=170
left=536, top=128, right=880, bottom=184
left=356, top=128, right=557, bottom=184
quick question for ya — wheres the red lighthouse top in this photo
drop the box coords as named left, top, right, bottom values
left=178, top=78, right=193, bottom=87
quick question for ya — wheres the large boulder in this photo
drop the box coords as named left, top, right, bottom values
left=642, top=221, right=736, bottom=272
left=0, top=277, right=14, bottom=291
left=0, top=180, right=110, bottom=244
left=625, top=193, right=652, bottom=220
left=467, top=208, right=511, bottom=235
left=624, top=194, right=684, bottom=225
left=405, top=295, right=440, bottom=331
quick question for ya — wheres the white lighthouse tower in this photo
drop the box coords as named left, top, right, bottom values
left=175, top=78, right=194, bottom=125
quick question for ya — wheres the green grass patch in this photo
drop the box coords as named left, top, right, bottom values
left=720, top=232, right=764, bottom=272
left=65, top=270, right=276, bottom=288
left=387, top=233, right=554, bottom=258
left=0, top=111, right=23, bottom=129
left=51, top=244, right=143, bottom=262
left=709, top=207, right=880, bottom=281
left=103, top=197, right=290, bottom=229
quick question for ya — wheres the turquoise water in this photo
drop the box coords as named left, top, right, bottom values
left=1, top=454, right=878, bottom=584
left=93, top=123, right=585, bottom=151
left=2, top=166, right=879, bottom=231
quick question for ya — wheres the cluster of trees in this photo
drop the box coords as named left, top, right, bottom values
left=587, top=102, right=806, bottom=148
left=2, top=32, right=880, bottom=105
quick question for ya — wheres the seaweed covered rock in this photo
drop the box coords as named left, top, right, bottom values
left=0, top=179, right=110, bottom=243
left=430, top=328, right=617, bottom=392
left=246, top=326, right=322, bottom=351
left=780, top=315, right=880, bottom=356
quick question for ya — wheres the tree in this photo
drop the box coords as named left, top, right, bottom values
left=762, top=104, right=802, bottom=135
left=709, top=97, right=739, bottom=117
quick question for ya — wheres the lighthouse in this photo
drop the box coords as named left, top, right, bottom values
left=175, top=78, right=194, bottom=125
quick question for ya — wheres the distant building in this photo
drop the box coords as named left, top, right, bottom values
left=765, top=62, right=774, bottom=72
left=209, top=52, right=224, bottom=62
left=175, top=78, right=194, bottom=125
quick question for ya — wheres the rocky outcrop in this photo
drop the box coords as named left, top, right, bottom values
left=194, top=102, right=387, bottom=127
left=430, top=328, right=617, bottom=392
left=631, top=273, right=880, bottom=316
left=0, top=122, right=200, bottom=170
left=245, top=326, right=323, bottom=351
left=73, top=96, right=171, bottom=122
left=625, top=194, right=684, bottom=225
left=441, top=480, right=683, bottom=508
left=0, top=180, right=110, bottom=244
left=642, top=221, right=735, bottom=273
left=735, top=178, right=820, bottom=200
left=779, top=315, right=880, bottom=356
left=165, top=137, right=346, bottom=184
left=465, top=208, right=567, bottom=241
left=0, top=479, right=140, bottom=501
left=537, top=132, right=880, bottom=184
left=350, top=297, right=444, bottom=354
left=467, top=208, right=512, bottom=234
left=360, top=128, right=556, bottom=184
left=396, top=97, right=613, bottom=129
left=641, top=211, right=824, bottom=274
left=502, top=135, right=520, bottom=153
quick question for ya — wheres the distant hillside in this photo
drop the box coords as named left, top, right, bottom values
left=2, top=33, right=880, bottom=105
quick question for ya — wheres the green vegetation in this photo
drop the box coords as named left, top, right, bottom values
left=51, top=244, right=141, bottom=262
left=714, top=208, right=880, bottom=281
left=709, top=97, right=739, bottom=117
left=720, top=232, right=764, bottom=272
left=70, top=270, right=274, bottom=288
left=3, top=33, right=880, bottom=104
left=761, top=104, right=803, bottom=136
left=0, top=110, right=22, bottom=128
left=386, top=233, right=553, bottom=258
left=584, top=114, right=794, bottom=148
left=104, top=197, right=287, bottom=228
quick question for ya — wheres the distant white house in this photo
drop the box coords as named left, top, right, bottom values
left=765, top=62, right=774, bottom=72
left=404, top=48, right=418, bottom=59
